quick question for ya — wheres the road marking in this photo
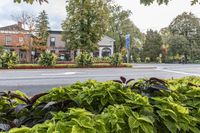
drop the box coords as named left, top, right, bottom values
left=41, top=72, right=78, bottom=76
left=156, top=67, right=200, bottom=76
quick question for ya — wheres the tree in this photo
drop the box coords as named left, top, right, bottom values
left=169, top=12, right=200, bottom=61
left=11, top=11, right=36, bottom=33
left=13, top=0, right=200, bottom=5
left=35, top=10, right=49, bottom=46
left=62, top=0, right=109, bottom=52
left=142, top=30, right=163, bottom=62
left=140, top=0, right=199, bottom=5
left=169, top=12, right=200, bottom=40
left=107, top=2, right=144, bottom=62
left=167, top=35, right=190, bottom=59
left=14, top=0, right=48, bottom=4
left=107, top=4, right=132, bottom=51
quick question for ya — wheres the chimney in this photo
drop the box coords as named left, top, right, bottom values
left=18, top=21, right=22, bottom=29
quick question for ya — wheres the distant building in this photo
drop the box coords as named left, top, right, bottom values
left=47, top=30, right=115, bottom=61
left=0, top=22, right=31, bottom=63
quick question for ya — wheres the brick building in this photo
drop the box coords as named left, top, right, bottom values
left=0, top=22, right=32, bottom=63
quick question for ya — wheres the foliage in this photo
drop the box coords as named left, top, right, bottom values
left=34, top=10, right=50, bottom=46
left=142, top=30, right=163, bottom=62
left=13, top=0, right=200, bottom=5
left=2, top=77, right=200, bottom=132
left=169, top=12, right=200, bottom=39
left=93, top=57, right=111, bottom=63
left=62, top=0, right=109, bottom=52
left=0, top=45, right=4, bottom=54
left=0, top=90, right=77, bottom=132
left=140, top=0, right=200, bottom=5
left=0, top=51, right=18, bottom=68
left=14, top=0, right=48, bottom=4
left=75, top=52, right=94, bottom=67
left=167, top=35, right=190, bottom=57
left=107, top=2, right=144, bottom=52
left=110, top=53, right=122, bottom=67
left=38, top=50, right=57, bottom=67
left=168, top=12, right=200, bottom=62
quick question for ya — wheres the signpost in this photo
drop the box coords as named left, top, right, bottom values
left=125, top=34, right=130, bottom=63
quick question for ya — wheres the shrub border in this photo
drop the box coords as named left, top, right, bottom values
left=0, top=63, right=132, bottom=69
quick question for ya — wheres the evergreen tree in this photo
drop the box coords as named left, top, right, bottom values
left=35, top=10, right=49, bottom=46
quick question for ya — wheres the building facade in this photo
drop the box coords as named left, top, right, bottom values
left=47, top=30, right=115, bottom=61
left=0, top=22, right=32, bottom=63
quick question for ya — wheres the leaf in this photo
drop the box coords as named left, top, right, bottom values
left=137, top=116, right=154, bottom=125
left=126, top=78, right=135, bottom=84
left=42, top=102, right=56, bottom=110
left=113, top=80, right=122, bottom=84
left=10, top=93, right=30, bottom=104
left=149, top=77, right=166, bottom=84
left=140, top=123, right=154, bottom=133
left=15, top=104, right=30, bottom=113
left=163, top=119, right=177, bottom=133
left=0, top=92, right=7, bottom=98
left=0, top=123, right=10, bottom=131
left=128, top=116, right=140, bottom=129
left=120, top=76, right=126, bottom=83
left=30, top=93, right=48, bottom=105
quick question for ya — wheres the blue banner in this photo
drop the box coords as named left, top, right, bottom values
left=125, top=34, right=130, bottom=50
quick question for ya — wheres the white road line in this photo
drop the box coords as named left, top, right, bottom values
left=41, top=72, right=78, bottom=76
left=156, top=68, right=200, bottom=76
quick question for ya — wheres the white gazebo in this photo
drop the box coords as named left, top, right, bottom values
left=98, top=36, right=115, bottom=58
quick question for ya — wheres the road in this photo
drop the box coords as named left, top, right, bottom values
left=1, top=64, right=200, bottom=95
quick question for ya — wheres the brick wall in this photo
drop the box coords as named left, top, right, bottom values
left=0, top=32, right=32, bottom=63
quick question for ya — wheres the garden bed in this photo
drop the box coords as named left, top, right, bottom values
left=1, top=76, right=200, bottom=133
left=0, top=63, right=132, bottom=69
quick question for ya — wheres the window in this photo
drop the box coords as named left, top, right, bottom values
left=19, top=37, right=24, bottom=44
left=102, top=47, right=111, bottom=57
left=50, top=37, right=56, bottom=47
left=5, top=35, right=12, bottom=45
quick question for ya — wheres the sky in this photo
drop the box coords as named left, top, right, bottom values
left=0, top=0, right=199, bottom=33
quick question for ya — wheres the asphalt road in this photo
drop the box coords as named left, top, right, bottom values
left=1, top=64, right=200, bottom=95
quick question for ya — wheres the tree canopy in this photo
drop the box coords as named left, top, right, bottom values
left=14, top=0, right=200, bottom=5
left=62, top=0, right=109, bottom=52
left=140, top=0, right=199, bottom=5
left=14, top=0, right=48, bottom=4
left=142, top=30, right=163, bottom=62
left=34, top=10, right=50, bottom=46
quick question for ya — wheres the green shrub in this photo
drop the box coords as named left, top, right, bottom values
left=38, top=50, right=57, bottom=67
left=75, top=52, right=93, bottom=67
left=136, top=57, right=141, bottom=63
left=2, top=77, right=200, bottom=133
left=110, top=53, right=122, bottom=67
left=93, top=57, right=111, bottom=63
left=156, top=56, right=162, bottom=63
left=145, top=57, right=150, bottom=63
left=0, top=51, right=18, bottom=68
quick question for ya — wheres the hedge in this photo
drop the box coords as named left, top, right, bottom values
left=1, top=76, right=200, bottom=132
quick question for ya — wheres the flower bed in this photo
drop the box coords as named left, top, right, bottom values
left=0, top=63, right=132, bottom=69
left=1, top=76, right=200, bottom=133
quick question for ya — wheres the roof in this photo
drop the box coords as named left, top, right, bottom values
left=0, top=24, right=26, bottom=32
left=48, top=30, right=115, bottom=41
left=104, top=35, right=115, bottom=42
left=48, top=30, right=62, bottom=34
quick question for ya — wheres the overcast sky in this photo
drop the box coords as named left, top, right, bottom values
left=0, top=0, right=199, bottom=32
